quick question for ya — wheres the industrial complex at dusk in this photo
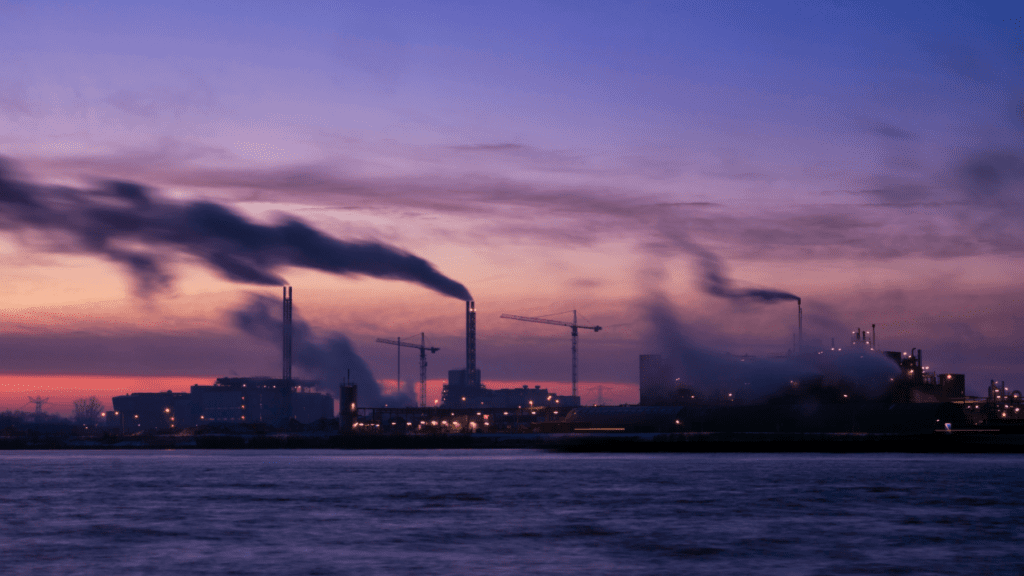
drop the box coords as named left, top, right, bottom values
left=89, top=286, right=1023, bottom=444
left=4, top=6, right=1024, bottom=576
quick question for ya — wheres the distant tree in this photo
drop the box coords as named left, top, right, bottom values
left=0, top=410, right=30, bottom=427
left=73, top=396, right=104, bottom=426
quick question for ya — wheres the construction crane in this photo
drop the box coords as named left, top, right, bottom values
left=376, top=333, right=440, bottom=407
left=500, top=310, right=601, bottom=399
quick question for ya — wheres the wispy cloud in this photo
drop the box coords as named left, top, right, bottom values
left=870, top=122, right=917, bottom=140
left=104, top=80, right=218, bottom=119
left=0, top=84, right=37, bottom=119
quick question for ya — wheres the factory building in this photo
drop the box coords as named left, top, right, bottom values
left=190, top=377, right=333, bottom=425
left=111, top=287, right=333, bottom=432
left=605, top=328, right=992, bottom=433
left=885, top=349, right=966, bottom=402
left=961, top=380, right=1024, bottom=425
left=639, top=354, right=698, bottom=405
left=111, top=379, right=333, bottom=432
left=111, top=391, right=191, bottom=433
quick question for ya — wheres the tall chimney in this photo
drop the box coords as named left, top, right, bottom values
left=340, top=370, right=357, bottom=433
left=466, top=300, right=476, bottom=386
left=797, top=298, right=803, bottom=354
left=283, top=286, right=293, bottom=382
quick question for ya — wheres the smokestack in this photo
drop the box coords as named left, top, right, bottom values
left=283, top=286, right=293, bottom=382
left=872, top=323, right=876, bottom=350
left=340, top=370, right=357, bottom=433
left=466, top=301, right=477, bottom=386
left=797, top=298, right=802, bottom=353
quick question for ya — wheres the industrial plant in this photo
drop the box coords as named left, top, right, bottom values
left=95, top=287, right=1022, bottom=447
left=441, top=301, right=581, bottom=409
left=110, top=287, right=334, bottom=433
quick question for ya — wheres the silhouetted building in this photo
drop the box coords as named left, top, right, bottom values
left=191, top=377, right=333, bottom=426
left=111, top=391, right=191, bottom=433
left=444, top=368, right=483, bottom=405
left=339, top=384, right=358, bottom=432
left=443, top=377, right=579, bottom=409
left=638, top=354, right=697, bottom=405
left=883, top=349, right=966, bottom=402
left=112, top=378, right=334, bottom=432
left=937, top=374, right=966, bottom=401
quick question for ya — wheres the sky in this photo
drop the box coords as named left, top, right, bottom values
left=0, top=0, right=1022, bottom=414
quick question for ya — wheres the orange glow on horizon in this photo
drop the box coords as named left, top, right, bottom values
left=1, top=375, right=639, bottom=416
left=0, top=374, right=219, bottom=417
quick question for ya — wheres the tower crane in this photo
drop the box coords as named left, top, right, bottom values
left=376, top=333, right=440, bottom=407
left=500, top=310, right=601, bottom=399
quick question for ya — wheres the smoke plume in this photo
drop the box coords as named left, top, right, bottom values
left=656, top=215, right=800, bottom=303
left=232, top=294, right=415, bottom=407
left=0, top=159, right=472, bottom=300
left=647, top=297, right=899, bottom=402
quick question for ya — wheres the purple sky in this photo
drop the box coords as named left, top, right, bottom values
left=1, top=1, right=1022, bottom=409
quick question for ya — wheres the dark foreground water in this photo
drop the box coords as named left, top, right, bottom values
left=2, top=450, right=1023, bottom=575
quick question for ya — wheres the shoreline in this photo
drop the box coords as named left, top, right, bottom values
left=3, top=430, right=1024, bottom=453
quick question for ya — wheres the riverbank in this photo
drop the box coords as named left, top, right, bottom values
left=3, top=430, right=1024, bottom=452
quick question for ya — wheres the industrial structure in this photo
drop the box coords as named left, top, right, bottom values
left=442, top=301, right=580, bottom=409
left=95, top=288, right=1022, bottom=438
left=884, top=348, right=965, bottom=403
left=376, top=333, right=439, bottom=407
left=111, top=287, right=333, bottom=433
left=797, top=298, right=802, bottom=352
left=500, top=309, right=601, bottom=398
left=568, top=324, right=1024, bottom=434
left=339, top=377, right=358, bottom=432
left=639, top=354, right=699, bottom=406
left=111, top=379, right=334, bottom=433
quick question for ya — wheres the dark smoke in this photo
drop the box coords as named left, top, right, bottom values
left=958, top=151, right=1024, bottom=203
left=647, top=297, right=899, bottom=402
left=656, top=216, right=800, bottom=303
left=0, top=159, right=472, bottom=300
left=696, top=248, right=800, bottom=302
left=232, top=294, right=415, bottom=407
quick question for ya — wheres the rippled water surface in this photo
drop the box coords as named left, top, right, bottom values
left=2, top=450, right=1023, bottom=575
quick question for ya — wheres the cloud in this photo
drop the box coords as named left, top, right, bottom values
left=14, top=121, right=1024, bottom=273
left=957, top=150, right=1024, bottom=204
left=449, top=142, right=596, bottom=174
left=0, top=85, right=36, bottom=119
left=105, top=89, right=211, bottom=119
left=450, top=143, right=528, bottom=153
left=0, top=330, right=271, bottom=376
left=871, top=123, right=917, bottom=140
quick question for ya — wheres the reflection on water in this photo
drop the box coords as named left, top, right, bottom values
left=2, top=450, right=1023, bottom=575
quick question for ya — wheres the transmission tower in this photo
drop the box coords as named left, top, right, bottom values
left=27, top=396, right=49, bottom=422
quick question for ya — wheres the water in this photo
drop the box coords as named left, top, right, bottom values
left=2, top=450, right=1023, bottom=575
